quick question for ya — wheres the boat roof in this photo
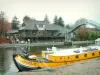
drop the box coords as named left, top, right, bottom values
left=49, top=46, right=100, bottom=56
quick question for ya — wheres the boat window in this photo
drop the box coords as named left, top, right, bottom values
left=68, top=56, right=70, bottom=59
left=76, top=55, right=78, bottom=59
left=92, top=53, right=95, bottom=56
left=99, top=52, right=100, bottom=55
left=84, top=54, right=87, bottom=57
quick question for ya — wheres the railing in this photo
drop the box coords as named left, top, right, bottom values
left=68, top=19, right=100, bottom=34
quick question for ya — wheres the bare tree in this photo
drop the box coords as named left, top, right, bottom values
left=0, top=11, right=11, bottom=37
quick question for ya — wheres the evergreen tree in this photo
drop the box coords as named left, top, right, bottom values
left=22, top=16, right=31, bottom=27
left=44, top=15, right=50, bottom=24
left=53, top=15, right=58, bottom=25
left=23, top=16, right=30, bottom=22
left=66, top=24, right=70, bottom=29
left=57, top=17, right=64, bottom=27
left=11, top=16, right=20, bottom=29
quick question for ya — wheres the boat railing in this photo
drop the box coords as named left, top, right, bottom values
left=47, top=47, right=67, bottom=52
left=83, top=48, right=98, bottom=52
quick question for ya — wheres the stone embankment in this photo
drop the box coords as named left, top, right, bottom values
left=72, top=41, right=94, bottom=45
left=0, top=42, right=64, bottom=48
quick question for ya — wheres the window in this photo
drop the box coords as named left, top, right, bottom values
left=99, top=52, right=100, bottom=55
left=84, top=54, right=87, bottom=57
left=92, top=53, right=95, bottom=56
left=39, top=24, right=43, bottom=27
left=68, top=56, right=70, bottom=59
left=76, top=55, right=78, bottom=59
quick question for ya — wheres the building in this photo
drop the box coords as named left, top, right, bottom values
left=19, top=19, right=69, bottom=42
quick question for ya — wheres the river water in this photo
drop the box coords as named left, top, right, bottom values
left=0, top=44, right=88, bottom=75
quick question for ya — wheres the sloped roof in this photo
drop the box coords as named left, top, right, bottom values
left=7, top=30, right=18, bottom=33
left=45, top=24, right=64, bottom=30
left=25, top=19, right=45, bottom=25
left=19, top=24, right=37, bottom=30
left=19, top=19, right=66, bottom=31
left=95, top=38, right=100, bottom=41
left=19, top=19, right=45, bottom=30
left=58, top=28, right=70, bottom=37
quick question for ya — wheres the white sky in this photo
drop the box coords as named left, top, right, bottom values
left=0, top=0, right=100, bottom=25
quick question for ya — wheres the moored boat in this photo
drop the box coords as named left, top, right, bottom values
left=13, top=46, right=100, bottom=71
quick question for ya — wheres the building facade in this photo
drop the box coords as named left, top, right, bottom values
left=19, top=19, right=68, bottom=42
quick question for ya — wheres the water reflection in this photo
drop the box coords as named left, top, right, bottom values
left=0, top=47, right=24, bottom=75
left=1, top=48, right=13, bottom=75
left=0, top=48, right=5, bottom=75
left=0, top=44, right=89, bottom=75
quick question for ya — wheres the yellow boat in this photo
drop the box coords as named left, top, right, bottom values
left=13, top=46, right=100, bottom=71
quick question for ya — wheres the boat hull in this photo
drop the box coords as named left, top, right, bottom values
left=13, top=54, right=41, bottom=71
left=13, top=54, right=65, bottom=71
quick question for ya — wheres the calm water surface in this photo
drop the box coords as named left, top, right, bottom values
left=0, top=44, right=88, bottom=75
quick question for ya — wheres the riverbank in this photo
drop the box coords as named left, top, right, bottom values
left=5, top=57, right=100, bottom=75
left=0, top=40, right=95, bottom=48
left=0, top=37, right=9, bottom=44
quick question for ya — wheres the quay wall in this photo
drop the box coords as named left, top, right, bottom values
left=0, top=42, right=64, bottom=48
left=72, top=41, right=94, bottom=45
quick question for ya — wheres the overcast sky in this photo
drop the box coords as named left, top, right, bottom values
left=0, top=0, right=100, bottom=24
